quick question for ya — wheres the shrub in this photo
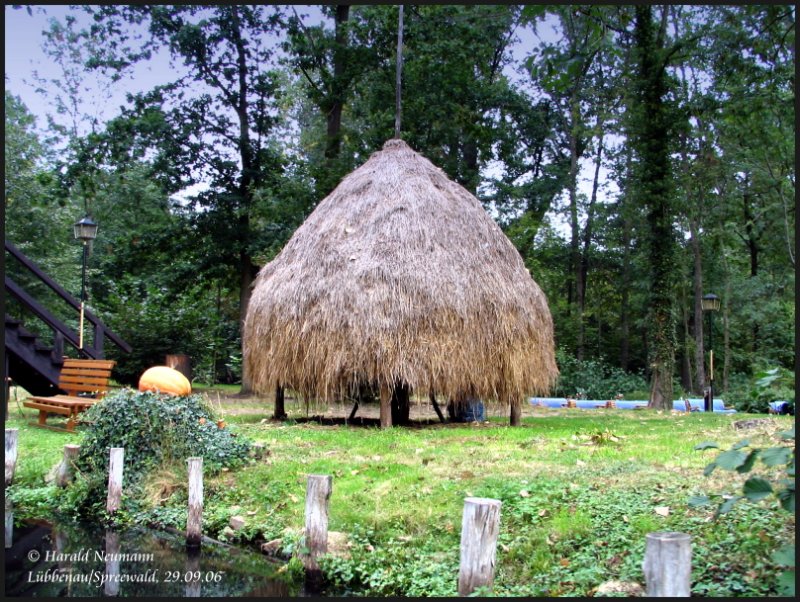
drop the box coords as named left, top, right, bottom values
left=726, top=367, right=795, bottom=414
left=554, top=349, right=648, bottom=399
left=68, top=389, right=251, bottom=519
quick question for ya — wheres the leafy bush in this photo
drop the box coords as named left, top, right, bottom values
left=554, top=349, right=648, bottom=399
left=68, top=389, right=252, bottom=520
left=726, top=367, right=795, bottom=414
left=691, top=427, right=795, bottom=596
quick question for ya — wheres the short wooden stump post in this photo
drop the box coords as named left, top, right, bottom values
left=56, top=444, right=81, bottom=488
left=458, top=497, right=502, bottom=596
left=5, top=428, right=18, bottom=486
left=106, top=448, right=124, bottom=514
left=186, top=457, right=203, bottom=548
left=302, top=474, right=332, bottom=589
left=643, top=531, right=692, bottom=597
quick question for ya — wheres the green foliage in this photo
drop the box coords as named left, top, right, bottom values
left=554, top=348, right=648, bottom=399
left=99, top=277, right=240, bottom=385
left=726, top=367, right=795, bottom=414
left=68, top=389, right=251, bottom=520
left=318, top=524, right=459, bottom=597
left=691, top=427, right=795, bottom=595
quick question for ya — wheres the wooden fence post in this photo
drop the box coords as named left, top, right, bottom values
left=458, top=497, right=502, bottom=596
left=303, top=474, right=332, bottom=587
left=5, top=428, right=18, bottom=486
left=56, top=444, right=80, bottom=488
left=106, top=448, right=124, bottom=514
left=104, top=529, right=121, bottom=596
left=642, top=531, right=692, bottom=597
left=186, top=457, right=203, bottom=548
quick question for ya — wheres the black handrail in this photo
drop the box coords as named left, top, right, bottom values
left=4, top=241, right=131, bottom=358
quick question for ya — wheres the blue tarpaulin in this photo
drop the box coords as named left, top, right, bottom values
left=528, top=397, right=737, bottom=413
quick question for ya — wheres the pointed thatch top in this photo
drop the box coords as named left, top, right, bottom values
left=243, top=139, right=557, bottom=404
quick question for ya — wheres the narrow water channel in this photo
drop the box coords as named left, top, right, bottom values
left=4, top=513, right=298, bottom=597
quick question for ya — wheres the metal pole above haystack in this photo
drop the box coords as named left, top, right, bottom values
left=394, top=5, right=404, bottom=139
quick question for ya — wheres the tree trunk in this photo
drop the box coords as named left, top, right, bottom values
left=568, top=101, right=582, bottom=359
left=619, top=192, right=633, bottom=370
left=578, top=134, right=603, bottom=359
left=238, top=249, right=257, bottom=393
left=680, top=283, right=693, bottom=393
left=324, top=5, right=350, bottom=162
left=634, top=5, right=678, bottom=410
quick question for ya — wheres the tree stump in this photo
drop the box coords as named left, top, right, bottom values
left=302, top=474, right=333, bottom=589
left=642, top=531, right=692, bottom=597
left=106, top=448, right=124, bottom=514
left=458, top=497, right=502, bottom=595
left=56, top=444, right=80, bottom=488
left=187, top=457, right=203, bottom=548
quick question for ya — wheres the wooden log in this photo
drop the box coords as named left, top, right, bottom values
left=185, top=546, right=201, bottom=597
left=509, top=398, right=521, bottom=426
left=347, top=401, right=359, bottom=422
left=302, top=474, right=333, bottom=588
left=379, top=385, right=392, bottom=428
left=274, top=385, right=287, bottom=419
left=104, top=529, right=121, bottom=597
left=5, top=428, right=18, bottom=486
left=642, top=531, right=692, bottom=597
left=186, top=457, right=203, bottom=548
left=56, top=444, right=81, bottom=488
left=458, top=497, right=502, bottom=596
left=106, top=447, right=124, bottom=514
left=166, top=353, right=192, bottom=382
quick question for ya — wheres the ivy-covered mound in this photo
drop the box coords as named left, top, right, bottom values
left=65, top=389, right=251, bottom=520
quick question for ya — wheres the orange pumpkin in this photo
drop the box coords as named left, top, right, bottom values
left=138, top=366, right=192, bottom=396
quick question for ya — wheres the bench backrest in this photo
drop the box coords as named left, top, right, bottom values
left=58, top=359, right=116, bottom=398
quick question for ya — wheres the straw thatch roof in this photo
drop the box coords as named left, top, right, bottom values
left=243, top=138, right=557, bottom=409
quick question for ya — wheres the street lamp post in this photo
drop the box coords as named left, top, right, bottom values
left=73, top=216, right=98, bottom=350
left=701, top=293, right=721, bottom=412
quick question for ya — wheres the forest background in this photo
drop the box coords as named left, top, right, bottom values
left=4, top=5, right=795, bottom=411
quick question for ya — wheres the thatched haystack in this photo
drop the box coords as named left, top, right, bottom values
left=243, top=138, right=557, bottom=426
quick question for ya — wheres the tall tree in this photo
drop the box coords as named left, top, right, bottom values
left=86, top=5, right=292, bottom=391
left=629, top=5, right=680, bottom=409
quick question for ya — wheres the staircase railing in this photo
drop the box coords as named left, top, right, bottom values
left=5, top=241, right=131, bottom=359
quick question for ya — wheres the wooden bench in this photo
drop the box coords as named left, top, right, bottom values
left=24, top=359, right=116, bottom=432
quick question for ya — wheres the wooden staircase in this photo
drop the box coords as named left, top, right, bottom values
left=4, top=241, right=131, bottom=398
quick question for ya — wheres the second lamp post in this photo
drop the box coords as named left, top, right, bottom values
left=74, top=215, right=98, bottom=350
left=701, top=293, right=721, bottom=412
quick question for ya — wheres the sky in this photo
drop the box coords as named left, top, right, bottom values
left=4, top=5, right=605, bottom=235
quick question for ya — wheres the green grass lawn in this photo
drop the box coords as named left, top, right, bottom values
left=4, top=395, right=794, bottom=597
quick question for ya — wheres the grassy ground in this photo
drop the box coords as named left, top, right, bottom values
left=5, top=387, right=794, bottom=597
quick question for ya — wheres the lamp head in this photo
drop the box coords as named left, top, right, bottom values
left=73, top=216, right=98, bottom=242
